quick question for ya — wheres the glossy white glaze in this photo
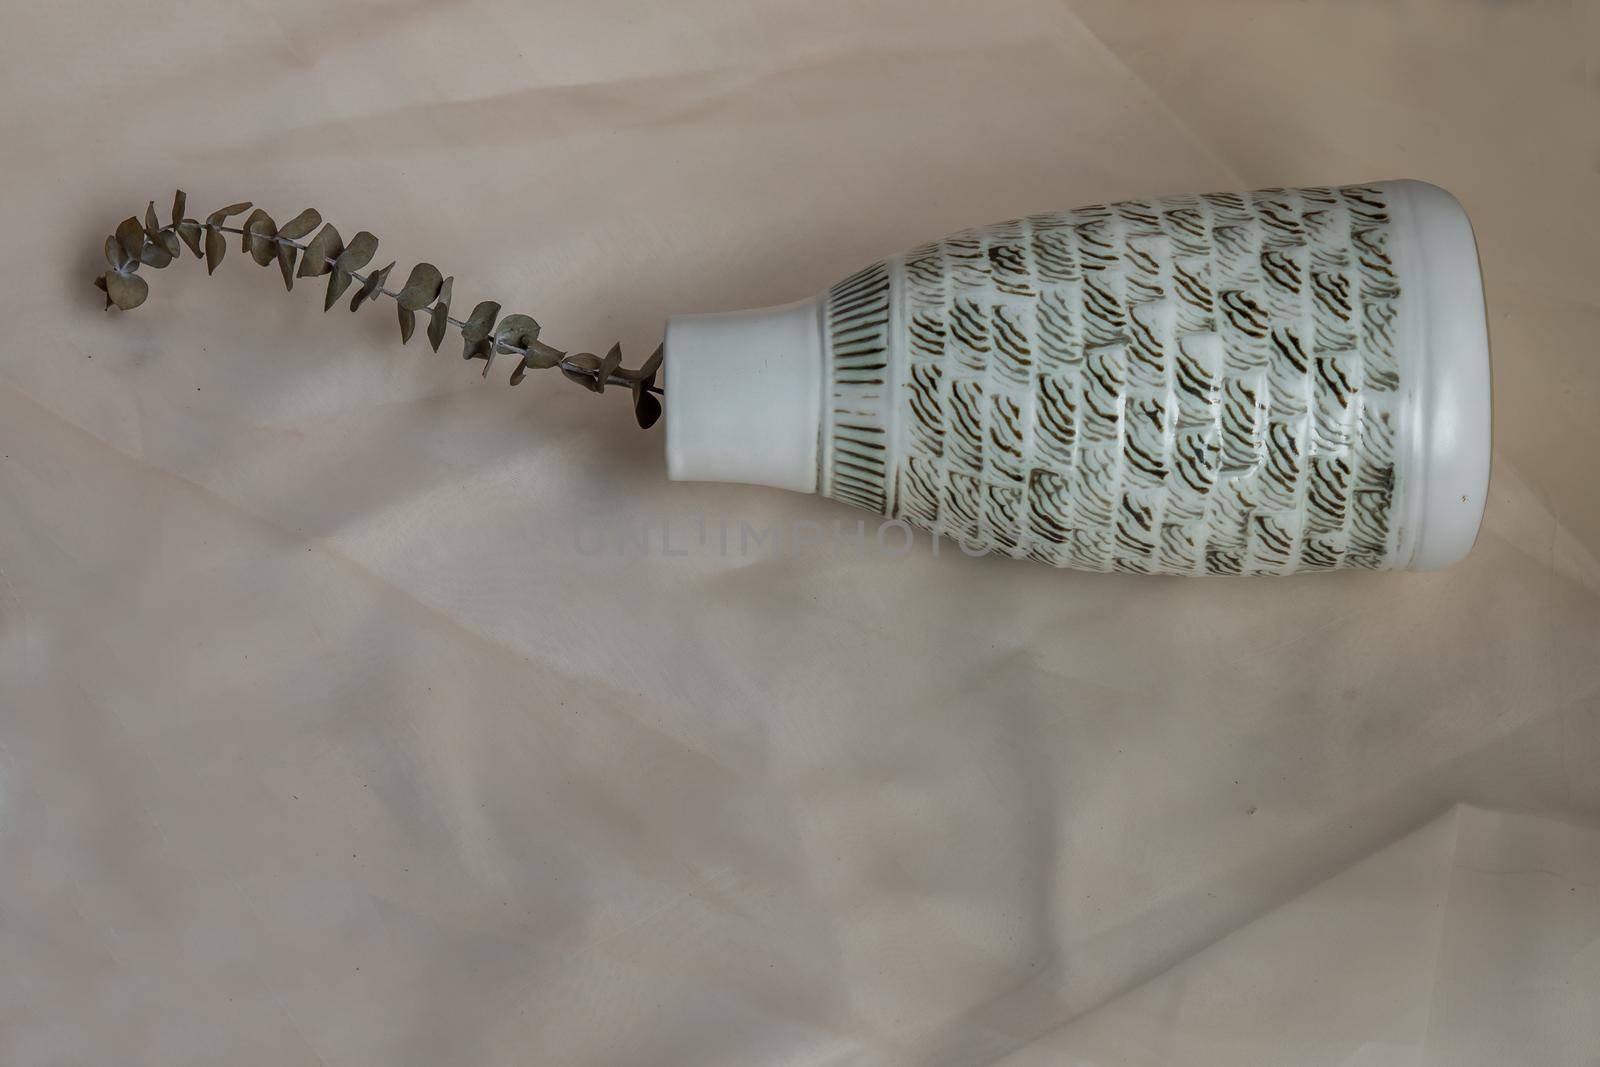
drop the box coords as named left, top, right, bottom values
left=665, top=180, right=1490, bottom=574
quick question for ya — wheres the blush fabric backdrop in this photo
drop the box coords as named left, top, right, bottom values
left=3, top=2, right=1599, bottom=1064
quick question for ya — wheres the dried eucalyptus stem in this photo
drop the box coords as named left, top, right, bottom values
left=93, top=192, right=663, bottom=428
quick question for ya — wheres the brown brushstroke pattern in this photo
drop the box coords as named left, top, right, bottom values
left=823, top=184, right=1404, bottom=574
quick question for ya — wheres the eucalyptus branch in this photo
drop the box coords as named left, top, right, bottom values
left=93, top=192, right=663, bottom=428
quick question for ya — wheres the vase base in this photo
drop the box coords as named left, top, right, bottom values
left=1383, top=180, right=1492, bottom=572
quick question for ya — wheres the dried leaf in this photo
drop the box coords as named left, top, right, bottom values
left=139, top=238, right=173, bottom=269
left=324, top=232, right=377, bottom=310
left=156, top=229, right=180, bottom=260
left=298, top=224, right=342, bottom=278
left=461, top=301, right=502, bottom=373
left=350, top=261, right=394, bottom=312
left=276, top=243, right=297, bottom=291
left=274, top=210, right=320, bottom=290
left=242, top=209, right=278, bottom=266
left=561, top=352, right=605, bottom=393
left=460, top=301, right=501, bottom=345
left=104, top=269, right=148, bottom=311
left=278, top=208, right=321, bottom=240
left=140, top=204, right=174, bottom=267
left=115, top=217, right=146, bottom=264
left=104, top=235, right=131, bottom=271
left=205, top=202, right=252, bottom=225
left=324, top=269, right=351, bottom=311
left=171, top=189, right=187, bottom=228
left=204, top=228, right=226, bottom=274
left=336, top=232, right=378, bottom=272
left=176, top=220, right=204, bottom=258
left=630, top=342, right=665, bottom=427
left=522, top=342, right=564, bottom=370
left=634, top=390, right=662, bottom=429
left=637, top=343, right=664, bottom=380
left=493, top=313, right=540, bottom=353
left=426, top=277, right=453, bottom=352
left=510, top=340, right=562, bottom=385
left=515, top=350, right=566, bottom=388
left=596, top=342, right=623, bottom=394
left=201, top=201, right=252, bottom=273
left=394, top=264, right=442, bottom=344
left=94, top=274, right=112, bottom=309
left=395, top=263, right=443, bottom=310
left=462, top=337, right=495, bottom=370
left=495, top=314, right=541, bottom=384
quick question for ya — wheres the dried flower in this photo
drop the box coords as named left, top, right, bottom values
left=93, top=191, right=664, bottom=428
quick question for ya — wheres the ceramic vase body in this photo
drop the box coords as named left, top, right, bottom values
left=665, top=180, right=1490, bottom=575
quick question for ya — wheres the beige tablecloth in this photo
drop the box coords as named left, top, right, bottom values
left=4, top=2, right=1599, bottom=1064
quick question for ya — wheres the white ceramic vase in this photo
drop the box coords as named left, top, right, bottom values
left=663, top=180, right=1490, bottom=575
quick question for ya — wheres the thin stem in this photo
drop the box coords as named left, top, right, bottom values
left=207, top=223, right=662, bottom=395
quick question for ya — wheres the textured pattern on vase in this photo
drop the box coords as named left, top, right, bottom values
left=819, top=185, right=1403, bottom=574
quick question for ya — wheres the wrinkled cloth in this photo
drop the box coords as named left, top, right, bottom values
left=3, top=1, right=1599, bottom=1064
